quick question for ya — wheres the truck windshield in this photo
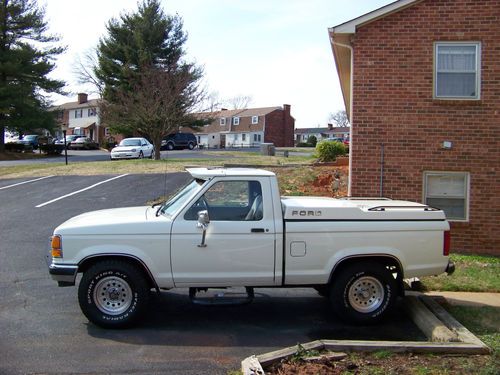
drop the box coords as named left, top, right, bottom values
left=158, top=179, right=205, bottom=217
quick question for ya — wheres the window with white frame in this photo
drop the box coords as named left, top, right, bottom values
left=233, top=117, right=240, bottom=125
left=220, top=117, right=226, bottom=126
left=242, top=133, right=246, bottom=141
left=74, top=109, right=83, bottom=118
left=251, top=116, right=258, bottom=124
left=88, top=108, right=97, bottom=117
left=434, top=42, right=480, bottom=99
left=423, top=172, right=469, bottom=221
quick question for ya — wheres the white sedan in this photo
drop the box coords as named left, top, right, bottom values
left=110, top=137, right=154, bottom=159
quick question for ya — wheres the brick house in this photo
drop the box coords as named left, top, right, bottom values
left=184, top=105, right=295, bottom=148
left=51, top=93, right=106, bottom=143
left=294, top=124, right=350, bottom=144
left=329, top=0, right=499, bottom=255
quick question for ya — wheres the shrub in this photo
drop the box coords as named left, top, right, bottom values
left=4, top=143, right=28, bottom=152
left=39, top=144, right=64, bottom=155
left=315, top=140, right=346, bottom=162
left=296, top=142, right=313, bottom=147
left=306, top=135, right=317, bottom=147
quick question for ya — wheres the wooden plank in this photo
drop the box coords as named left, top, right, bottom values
left=321, top=339, right=491, bottom=355
left=404, top=295, right=459, bottom=342
left=256, top=340, right=324, bottom=366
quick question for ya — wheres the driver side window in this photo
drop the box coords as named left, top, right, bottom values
left=184, top=180, right=262, bottom=221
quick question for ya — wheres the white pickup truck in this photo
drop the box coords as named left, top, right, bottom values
left=48, top=168, right=454, bottom=328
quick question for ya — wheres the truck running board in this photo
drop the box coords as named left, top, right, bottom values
left=189, top=287, right=255, bottom=305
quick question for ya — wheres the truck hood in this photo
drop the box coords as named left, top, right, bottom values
left=55, top=206, right=170, bottom=235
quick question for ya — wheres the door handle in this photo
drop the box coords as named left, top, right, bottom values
left=251, top=228, right=265, bottom=233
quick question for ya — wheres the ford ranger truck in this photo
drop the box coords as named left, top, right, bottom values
left=48, top=168, right=454, bottom=328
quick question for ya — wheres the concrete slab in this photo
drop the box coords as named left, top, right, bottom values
left=425, top=292, right=500, bottom=308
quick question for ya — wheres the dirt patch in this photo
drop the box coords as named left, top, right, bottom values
left=267, top=352, right=496, bottom=375
left=303, top=166, right=349, bottom=197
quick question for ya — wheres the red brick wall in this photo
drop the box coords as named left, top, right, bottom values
left=264, top=105, right=295, bottom=147
left=350, top=0, right=499, bottom=255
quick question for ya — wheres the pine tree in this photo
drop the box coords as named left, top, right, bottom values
left=94, top=0, right=204, bottom=159
left=0, top=0, right=65, bottom=152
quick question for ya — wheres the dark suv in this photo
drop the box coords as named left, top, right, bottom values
left=161, top=133, right=197, bottom=150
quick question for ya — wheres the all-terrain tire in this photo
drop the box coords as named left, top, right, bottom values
left=78, top=260, right=150, bottom=328
left=330, top=262, right=396, bottom=324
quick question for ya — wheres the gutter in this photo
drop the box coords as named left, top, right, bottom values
left=330, top=37, right=354, bottom=196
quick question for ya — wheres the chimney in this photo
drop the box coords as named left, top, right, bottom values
left=283, top=104, right=291, bottom=114
left=77, top=93, right=88, bottom=104
left=328, top=123, right=333, bottom=130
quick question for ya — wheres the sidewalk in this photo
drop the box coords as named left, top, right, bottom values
left=425, top=291, right=500, bottom=308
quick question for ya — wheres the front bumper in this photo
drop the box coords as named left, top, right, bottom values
left=48, top=262, right=78, bottom=287
left=110, top=151, right=140, bottom=159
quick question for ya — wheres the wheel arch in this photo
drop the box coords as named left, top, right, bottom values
left=328, top=254, right=405, bottom=296
left=78, top=254, right=159, bottom=292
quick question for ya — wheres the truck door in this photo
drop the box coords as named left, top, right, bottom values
left=170, top=178, right=276, bottom=286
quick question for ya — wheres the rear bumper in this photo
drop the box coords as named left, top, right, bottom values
left=446, top=260, right=456, bottom=275
left=48, top=263, right=78, bottom=287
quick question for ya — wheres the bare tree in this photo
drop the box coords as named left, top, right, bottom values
left=100, top=64, right=205, bottom=159
left=329, top=110, right=350, bottom=127
left=204, top=90, right=222, bottom=112
left=73, top=49, right=104, bottom=96
left=223, top=95, right=253, bottom=109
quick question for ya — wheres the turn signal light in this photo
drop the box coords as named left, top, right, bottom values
left=51, top=235, right=62, bottom=258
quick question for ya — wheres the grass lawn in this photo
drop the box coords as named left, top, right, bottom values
left=420, top=254, right=500, bottom=293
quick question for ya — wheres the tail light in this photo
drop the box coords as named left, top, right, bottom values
left=443, top=230, right=451, bottom=256
left=51, top=235, right=62, bottom=258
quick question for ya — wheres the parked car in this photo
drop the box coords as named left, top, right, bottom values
left=69, top=137, right=99, bottom=150
left=17, top=135, right=40, bottom=149
left=54, top=135, right=85, bottom=148
left=161, top=133, right=197, bottom=150
left=110, top=137, right=154, bottom=159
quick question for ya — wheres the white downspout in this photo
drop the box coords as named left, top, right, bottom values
left=331, top=38, right=354, bottom=196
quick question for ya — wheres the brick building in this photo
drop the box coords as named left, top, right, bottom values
left=185, top=105, right=295, bottom=148
left=329, top=0, right=499, bottom=255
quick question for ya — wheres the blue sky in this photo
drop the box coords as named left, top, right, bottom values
left=45, top=0, right=395, bottom=128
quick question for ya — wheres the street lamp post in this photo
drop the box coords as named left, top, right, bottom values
left=63, top=130, right=68, bottom=165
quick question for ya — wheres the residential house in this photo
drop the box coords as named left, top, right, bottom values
left=294, top=124, right=350, bottom=144
left=51, top=93, right=108, bottom=143
left=184, top=105, right=295, bottom=148
left=329, top=0, right=499, bottom=255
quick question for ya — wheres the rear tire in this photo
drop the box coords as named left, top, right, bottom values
left=78, top=260, right=150, bottom=328
left=166, top=143, right=174, bottom=151
left=188, top=142, right=194, bottom=150
left=330, top=262, right=396, bottom=324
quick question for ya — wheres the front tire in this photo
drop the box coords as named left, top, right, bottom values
left=138, top=151, right=144, bottom=159
left=330, top=262, right=396, bottom=324
left=188, top=142, right=195, bottom=150
left=78, top=260, right=150, bottom=328
left=166, top=143, right=174, bottom=151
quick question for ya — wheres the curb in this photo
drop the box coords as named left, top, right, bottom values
left=241, top=293, right=491, bottom=375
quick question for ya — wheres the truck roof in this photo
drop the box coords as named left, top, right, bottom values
left=186, top=167, right=276, bottom=179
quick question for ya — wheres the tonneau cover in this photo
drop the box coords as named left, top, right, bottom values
left=281, top=196, right=446, bottom=221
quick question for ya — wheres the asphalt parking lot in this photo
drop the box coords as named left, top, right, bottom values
left=0, top=173, right=424, bottom=374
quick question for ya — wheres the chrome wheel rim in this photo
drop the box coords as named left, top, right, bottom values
left=93, top=276, right=133, bottom=315
left=348, top=276, right=384, bottom=313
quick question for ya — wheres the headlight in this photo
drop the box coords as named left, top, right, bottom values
left=131, top=148, right=137, bottom=152
left=51, top=235, right=62, bottom=258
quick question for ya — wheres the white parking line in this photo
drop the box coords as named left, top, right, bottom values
left=0, top=175, right=55, bottom=191
left=35, top=174, right=129, bottom=208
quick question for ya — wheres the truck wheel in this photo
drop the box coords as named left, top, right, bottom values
left=330, top=262, right=396, bottom=324
left=166, top=143, right=174, bottom=151
left=78, top=260, right=149, bottom=328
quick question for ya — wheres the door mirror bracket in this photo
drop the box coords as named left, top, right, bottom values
left=197, top=210, right=210, bottom=247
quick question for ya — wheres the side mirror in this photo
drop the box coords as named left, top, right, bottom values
left=196, top=210, right=209, bottom=247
